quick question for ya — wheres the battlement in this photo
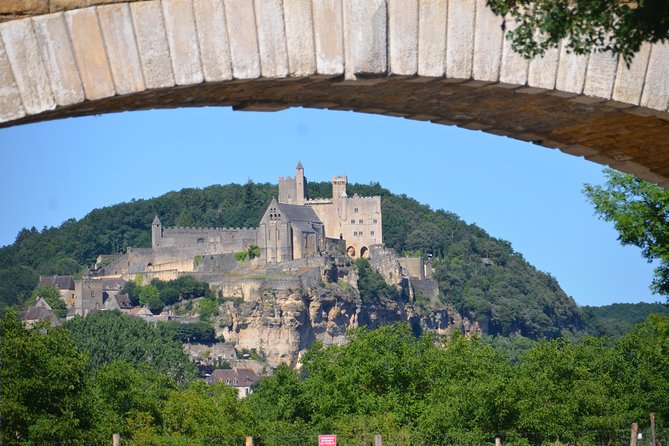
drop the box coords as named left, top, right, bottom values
left=163, top=226, right=257, bottom=233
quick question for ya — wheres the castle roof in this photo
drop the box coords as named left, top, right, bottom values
left=296, top=160, right=303, bottom=170
left=276, top=202, right=321, bottom=224
left=38, top=275, right=75, bottom=290
left=152, top=215, right=161, bottom=225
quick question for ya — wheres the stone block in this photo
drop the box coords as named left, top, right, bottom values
left=283, top=0, right=315, bottom=76
left=446, top=0, right=475, bottom=79
left=472, top=0, right=502, bottom=82
left=65, top=7, right=115, bottom=100
left=32, top=12, right=85, bottom=106
left=499, top=17, right=528, bottom=85
left=583, top=50, right=618, bottom=99
left=527, top=46, right=559, bottom=90
left=254, top=0, right=289, bottom=78
left=97, top=4, right=145, bottom=95
left=0, top=0, right=47, bottom=15
left=131, top=1, right=175, bottom=89
left=388, top=0, right=418, bottom=76
left=0, top=18, right=55, bottom=114
left=162, top=0, right=204, bottom=85
left=88, top=0, right=128, bottom=5
left=640, top=42, right=669, bottom=111
left=312, top=0, right=344, bottom=76
left=417, top=0, right=446, bottom=77
left=555, top=45, right=589, bottom=94
left=612, top=43, right=650, bottom=106
left=0, top=38, right=25, bottom=122
left=343, top=0, right=387, bottom=80
left=223, top=0, right=261, bottom=79
left=192, top=0, right=232, bottom=82
left=49, top=0, right=86, bottom=12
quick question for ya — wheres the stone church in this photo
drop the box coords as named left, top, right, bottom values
left=279, top=162, right=382, bottom=259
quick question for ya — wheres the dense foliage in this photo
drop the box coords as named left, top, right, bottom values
left=4, top=311, right=667, bottom=445
left=0, top=181, right=585, bottom=338
left=486, top=0, right=669, bottom=65
left=64, top=311, right=197, bottom=384
left=582, top=302, right=669, bottom=338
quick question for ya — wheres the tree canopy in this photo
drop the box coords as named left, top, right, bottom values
left=584, top=168, right=669, bottom=298
left=487, top=0, right=669, bottom=64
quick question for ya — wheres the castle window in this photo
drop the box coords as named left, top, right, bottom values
left=373, top=219, right=378, bottom=224
left=90, top=291, right=95, bottom=298
left=197, top=237, right=205, bottom=244
left=371, top=231, right=375, bottom=236
left=359, top=219, right=363, bottom=224
left=351, top=219, right=355, bottom=224
left=354, top=208, right=358, bottom=213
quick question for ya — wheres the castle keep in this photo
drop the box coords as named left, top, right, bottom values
left=279, top=162, right=382, bottom=259
left=100, top=163, right=383, bottom=280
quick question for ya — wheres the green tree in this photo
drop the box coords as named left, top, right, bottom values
left=140, top=284, right=164, bottom=313
left=161, top=381, right=248, bottom=445
left=64, top=310, right=196, bottom=384
left=584, top=169, right=669, bottom=297
left=31, top=284, right=68, bottom=318
left=0, top=310, right=97, bottom=443
left=355, top=258, right=400, bottom=303
left=487, top=0, right=669, bottom=64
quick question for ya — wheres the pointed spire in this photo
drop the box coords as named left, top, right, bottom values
left=152, top=215, right=161, bottom=225
left=296, top=160, right=304, bottom=170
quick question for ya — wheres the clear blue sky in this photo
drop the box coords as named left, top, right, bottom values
left=0, top=106, right=660, bottom=307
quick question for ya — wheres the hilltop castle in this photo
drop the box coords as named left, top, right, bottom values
left=100, top=163, right=383, bottom=280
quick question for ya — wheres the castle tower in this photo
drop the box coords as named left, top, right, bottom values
left=332, top=175, right=348, bottom=199
left=295, top=161, right=306, bottom=205
left=151, top=215, right=162, bottom=249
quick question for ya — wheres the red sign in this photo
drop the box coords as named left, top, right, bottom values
left=319, top=434, right=337, bottom=446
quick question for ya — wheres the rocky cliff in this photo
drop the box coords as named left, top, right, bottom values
left=204, top=252, right=480, bottom=368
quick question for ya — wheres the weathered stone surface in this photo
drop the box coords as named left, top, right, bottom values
left=343, top=0, right=387, bottom=79
left=583, top=51, right=618, bottom=98
left=472, top=0, right=502, bottom=82
left=192, top=0, right=232, bottom=82
left=50, top=0, right=87, bottom=12
left=500, top=18, right=529, bottom=85
left=32, top=12, right=84, bottom=105
left=0, top=38, right=25, bottom=122
left=254, top=0, right=288, bottom=78
left=388, top=0, right=418, bottom=76
left=65, top=7, right=115, bottom=100
left=555, top=45, right=589, bottom=94
left=417, top=0, right=446, bottom=77
left=640, top=42, right=669, bottom=111
left=282, top=0, right=315, bottom=76
left=612, top=43, right=650, bottom=106
left=130, top=1, right=175, bottom=89
left=97, top=4, right=145, bottom=95
left=446, top=0, right=475, bottom=79
left=162, top=0, right=203, bottom=86
left=3, top=1, right=669, bottom=186
left=0, top=0, right=47, bottom=15
left=0, top=18, right=55, bottom=114
left=312, top=0, right=344, bottom=76
left=527, top=47, right=559, bottom=90
left=223, top=0, right=260, bottom=79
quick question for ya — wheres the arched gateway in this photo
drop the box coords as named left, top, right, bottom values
left=1, top=0, right=668, bottom=184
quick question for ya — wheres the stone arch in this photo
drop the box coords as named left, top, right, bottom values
left=346, top=246, right=356, bottom=258
left=0, top=1, right=668, bottom=184
left=360, top=246, right=369, bottom=259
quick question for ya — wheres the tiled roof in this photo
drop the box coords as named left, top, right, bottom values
left=38, top=275, right=75, bottom=290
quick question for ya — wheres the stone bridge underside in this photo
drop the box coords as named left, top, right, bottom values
left=1, top=0, right=669, bottom=185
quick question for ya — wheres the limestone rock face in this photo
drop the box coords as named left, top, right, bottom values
left=214, top=278, right=479, bottom=369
